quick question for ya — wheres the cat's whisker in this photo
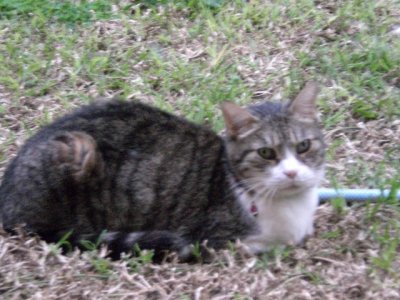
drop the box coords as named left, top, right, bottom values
left=240, top=180, right=266, bottom=195
left=260, top=187, right=276, bottom=201
left=229, top=177, right=263, bottom=195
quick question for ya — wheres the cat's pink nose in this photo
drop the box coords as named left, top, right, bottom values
left=284, top=170, right=297, bottom=179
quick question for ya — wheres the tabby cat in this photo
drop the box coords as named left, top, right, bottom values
left=0, top=82, right=325, bottom=261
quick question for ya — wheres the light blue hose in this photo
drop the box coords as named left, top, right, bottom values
left=318, top=188, right=400, bottom=202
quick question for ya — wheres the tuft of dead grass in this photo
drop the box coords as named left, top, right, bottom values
left=1, top=204, right=400, bottom=299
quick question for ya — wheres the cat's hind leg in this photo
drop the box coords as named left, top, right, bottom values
left=50, top=131, right=103, bottom=181
left=0, top=131, right=103, bottom=235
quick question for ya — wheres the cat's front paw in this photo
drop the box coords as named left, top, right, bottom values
left=242, top=234, right=301, bottom=254
left=242, top=236, right=270, bottom=255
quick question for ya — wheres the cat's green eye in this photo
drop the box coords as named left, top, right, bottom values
left=257, top=147, right=276, bottom=160
left=296, top=139, right=311, bottom=154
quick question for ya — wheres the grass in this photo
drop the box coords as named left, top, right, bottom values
left=0, top=0, right=114, bottom=23
left=0, top=0, right=400, bottom=298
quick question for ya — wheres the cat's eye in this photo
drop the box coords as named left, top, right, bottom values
left=296, top=139, right=311, bottom=154
left=257, top=147, right=276, bottom=160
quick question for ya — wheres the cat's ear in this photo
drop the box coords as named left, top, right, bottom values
left=220, top=102, right=259, bottom=139
left=288, top=82, right=320, bottom=121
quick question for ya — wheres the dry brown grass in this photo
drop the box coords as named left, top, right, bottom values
left=1, top=204, right=400, bottom=299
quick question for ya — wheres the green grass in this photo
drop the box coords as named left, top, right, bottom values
left=0, top=0, right=114, bottom=23
left=366, top=203, right=400, bottom=274
left=1, top=0, right=399, bottom=124
left=126, top=245, right=155, bottom=272
left=321, top=229, right=342, bottom=240
left=255, top=246, right=294, bottom=270
left=0, top=3, right=398, bottom=177
left=330, top=197, right=347, bottom=215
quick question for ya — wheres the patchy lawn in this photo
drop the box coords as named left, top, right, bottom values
left=0, top=0, right=399, bottom=298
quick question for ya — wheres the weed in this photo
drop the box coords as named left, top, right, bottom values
left=331, top=197, right=347, bottom=215
left=90, top=257, right=113, bottom=277
left=365, top=202, right=382, bottom=224
left=302, top=270, right=324, bottom=285
left=351, top=98, right=379, bottom=120
left=79, top=231, right=118, bottom=254
left=371, top=221, right=400, bottom=273
left=325, top=139, right=344, bottom=162
left=233, top=293, right=251, bottom=300
left=126, top=244, right=154, bottom=272
left=47, top=230, right=73, bottom=255
left=190, top=241, right=202, bottom=261
left=255, top=252, right=270, bottom=270
left=321, top=229, right=342, bottom=240
left=385, top=181, right=400, bottom=205
left=256, top=246, right=292, bottom=270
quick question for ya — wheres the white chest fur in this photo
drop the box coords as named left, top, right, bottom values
left=242, top=187, right=319, bottom=254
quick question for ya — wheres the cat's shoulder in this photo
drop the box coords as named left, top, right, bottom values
left=24, top=99, right=220, bottom=146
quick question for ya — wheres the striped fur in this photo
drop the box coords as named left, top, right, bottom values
left=0, top=100, right=257, bottom=260
left=0, top=83, right=325, bottom=260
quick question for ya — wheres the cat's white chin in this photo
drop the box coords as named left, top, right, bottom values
left=243, top=186, right=319, bottom=254
left=276, top=186, right=305, bottom=197
left=276, top=183, right=316, bottom=197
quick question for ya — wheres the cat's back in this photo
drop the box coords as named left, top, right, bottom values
left=2, top=99, right=224, bottom=188
left=5, top=100, right=223, bottom=173
left=27, top=100, right=218, bottom=147
left=0, top=99, right=228, bottom=235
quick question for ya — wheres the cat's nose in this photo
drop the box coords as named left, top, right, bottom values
left=284, top=170, right=297, bottom=179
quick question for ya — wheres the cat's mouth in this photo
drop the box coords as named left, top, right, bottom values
left=283, top=184, right=302, bottom=192
left=280, top=181, right=308, bottom=193
left=286, top=183, right=300, bottom=189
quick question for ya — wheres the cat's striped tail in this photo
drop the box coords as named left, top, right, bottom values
left=100, top=231, right=193, bottom=261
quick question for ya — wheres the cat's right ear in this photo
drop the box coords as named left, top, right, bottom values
left=220, top=102, right=259, bottom=139
left=288, top=81, right=320, bottom=122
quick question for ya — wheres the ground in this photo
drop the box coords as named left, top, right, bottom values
left=0, top=0, right=399, bottom=299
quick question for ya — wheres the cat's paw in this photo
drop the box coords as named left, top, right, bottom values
left=242, top=235, right=270, bottom=255
left=52, top=131, right=101, bottom=180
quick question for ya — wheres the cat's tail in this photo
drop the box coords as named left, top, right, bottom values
left=100, top=231, right=193, bottom=261
left=38, top=229, right=194, bottom=262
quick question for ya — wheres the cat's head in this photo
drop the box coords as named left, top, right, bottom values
left=221, top=82, right=325, bottom=198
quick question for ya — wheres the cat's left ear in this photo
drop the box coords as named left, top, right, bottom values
left=288, top=81, right=320, bottom=121
left=220, top=102, right=259, bottom=139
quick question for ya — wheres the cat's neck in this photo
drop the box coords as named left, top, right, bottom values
left=241, top=186, right=319, bottom=253
left=233, top=178, right=319, bottom=218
